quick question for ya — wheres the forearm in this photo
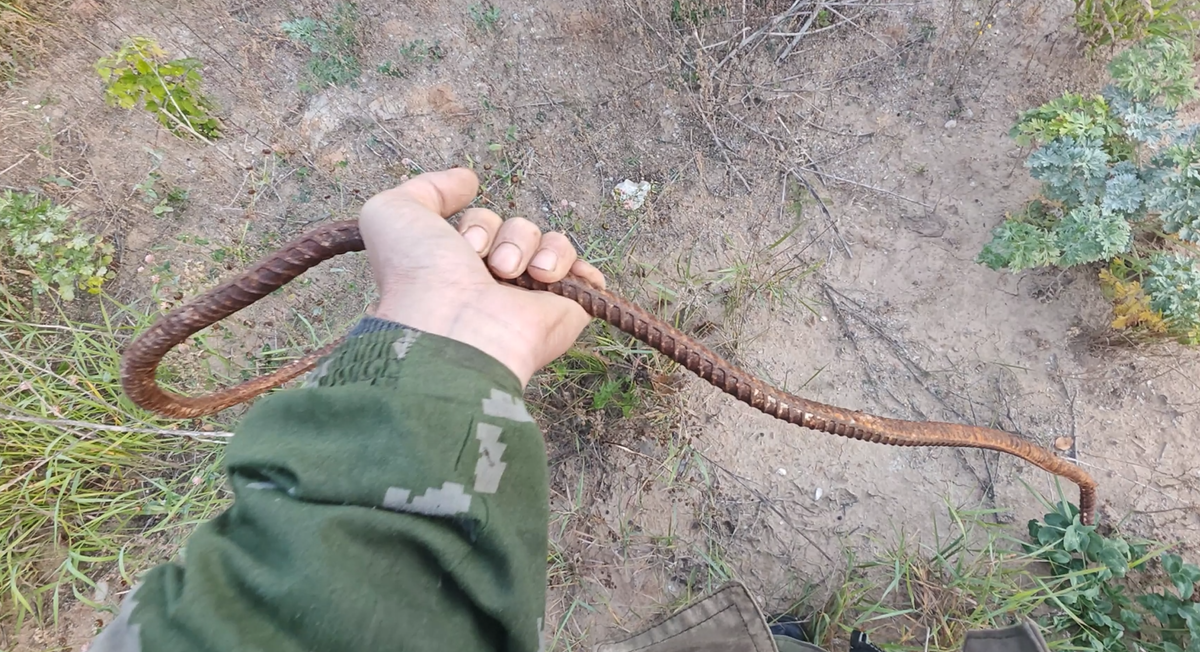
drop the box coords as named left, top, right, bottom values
left=94, top=323, right=548, bottom=652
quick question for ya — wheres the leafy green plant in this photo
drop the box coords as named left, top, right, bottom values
left=977, top=205, right=1063, bottom=271
left=376, top=61, right=403, bottom=78
left=1028, top=136, right=1112, bottom=205
left=534, top=321, right=665, bottom=423
left=1152, top=139, right=1200, bottom=241
left=1144, top=253, right=1200, bottom=341
left=978, top=37, right=1200, bottom=344
left=95, top=37, right=221, bottom=140
left=134, top=171, right=189, bottom=217
left=468, top=3, right=501, bottom=31
left=0, top=191, right=113, bottom=300
left=1056, top=204, right=1133, bottom=266
left=1108, top=35, right=1200, bottom=108
left=282, top=3, right=361, bottom=89
left=1073, top=0, right=1197, bottom=47
left=1011, top=94, right=1127, bottom=156
left=1024, top=499, right=1200, bottom=651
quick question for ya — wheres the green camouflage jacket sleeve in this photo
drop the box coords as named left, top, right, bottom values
left=92, top=320, right=549, bottom=652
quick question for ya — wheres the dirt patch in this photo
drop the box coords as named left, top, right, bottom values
left=3, top=0, right=1200, bottom=648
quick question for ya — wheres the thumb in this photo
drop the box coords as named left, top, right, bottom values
left=526, top=292, right=593, bottom=369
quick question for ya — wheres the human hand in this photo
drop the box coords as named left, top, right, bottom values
left=359, top=168, right=606, bottom=386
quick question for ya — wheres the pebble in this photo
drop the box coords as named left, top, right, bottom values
left=944, top=119, right=957, bottom=129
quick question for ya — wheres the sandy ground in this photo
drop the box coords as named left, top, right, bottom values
left=3, top=0, right=1199, bottom=648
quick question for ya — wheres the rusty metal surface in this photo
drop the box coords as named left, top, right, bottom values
left=120, top=220, right=1098, bottom=524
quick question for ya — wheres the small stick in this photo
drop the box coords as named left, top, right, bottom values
left=0, top=152, right=34, bottom=178
left=778, top=1, right=823, bottom=61
left=788, top=168, right=852, bottom=257
left=715, top=0, right=808, bottom=72
left=799, top=167, right=932, bottom=209
left=697, top=100, right=752, bottom=194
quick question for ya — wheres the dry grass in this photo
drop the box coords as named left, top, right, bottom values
left=0, top=0, right=64, bottom=82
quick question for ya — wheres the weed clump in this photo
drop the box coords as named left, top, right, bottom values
left=0, top=191, right=113, bottom=300
left=811, top=497, right=1200, bottom=652
left=978, top=37, right=1200, bottom=344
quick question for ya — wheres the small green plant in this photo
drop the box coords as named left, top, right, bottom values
left=376, top=61, right=403, bottom=77
left=398, top=38, right=443, bottom=62
left=468, top=3, right=501, bottom=32
left=134, top=171, right=189, bottom=217
left=1010, top=94, right=1128, bottom=157
left=978, top=37, right=1200, bottom=344
left=0, top=191, right=113, bottom=300
left=591, top=377, right=640, bottom=417
left=281, top=3, right=361, bottom=89
left=670, top=0, right=721, bottom=27
left=1073, top=0, right=1196, bottom=47
left=1024, top=499, right=1200, bottom=651
left=95, top=37, right=222, bottom=140
left=376, top=39, right=443, bottom=77
left=1108, top=35, right=1200, bottom=108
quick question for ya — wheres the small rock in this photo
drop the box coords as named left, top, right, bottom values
left=814, top=487, right=823, bottom=501
left=944, top=119, right=957, bottom=129
left=776, top=468, right=787, bottom=477
left=613, top=179, right=651, bottom=210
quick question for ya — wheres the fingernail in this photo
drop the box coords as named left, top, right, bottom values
left=491, top=242, right=522, bottom=275
left=462, top=226, right=488, bottom=253
left=530, top=249, right=558, bottom=271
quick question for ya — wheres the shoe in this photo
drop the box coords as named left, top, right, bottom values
left=850, top=630, right=884, bottom=652
left=767, top=613, right=812, bottom=643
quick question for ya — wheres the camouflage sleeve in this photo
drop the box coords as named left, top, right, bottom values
left=92, top=320, right=549, bottom=652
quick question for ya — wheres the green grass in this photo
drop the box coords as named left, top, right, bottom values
left=0, top=287, right=231, bottom=634
left=532, top=321, right=675, bottom=425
